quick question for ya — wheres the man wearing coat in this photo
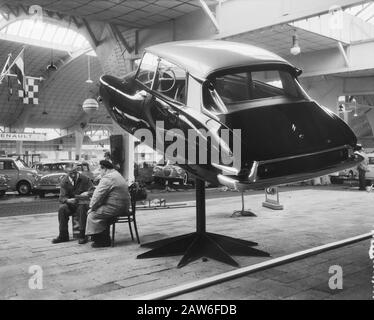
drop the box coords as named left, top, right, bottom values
left=52, top=166, right=94, bottom=244
left=85, top=160, right=130, bottom=248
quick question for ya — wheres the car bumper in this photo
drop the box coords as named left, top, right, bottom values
left=33, top=185, right=60, bottom=192
left=153, top=175, right=183, bottom=182
left=218, top=145, right=363, bottom=191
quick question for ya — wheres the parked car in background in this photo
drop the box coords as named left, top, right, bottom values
left=152, top=160, right=193, bottom=186
left=33, top=161, right=95, bottom=198
left=0, top=174, right=9, bottom=196
left=330, top=151, right=374, bottom=185
left=0, top=157, right=38, bottom=195
left=363, top=152, right=374, bottom=185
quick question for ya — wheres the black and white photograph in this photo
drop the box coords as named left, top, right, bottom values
left=0, top=0, right=373, bottom=306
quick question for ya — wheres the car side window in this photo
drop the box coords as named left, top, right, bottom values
left=156, top=59, right=186, bottom=103
left=3, top=161, right=16, bottom=170
left=136, top=52, right=158, bottom=89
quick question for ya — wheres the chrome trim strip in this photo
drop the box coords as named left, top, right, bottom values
left=248, top=161, right=259, bottom=183
left=258, top=145, right=352, bottom=165
left=100, top=77, right=145, bottom=102
left=212, top=163, right=240, bottom=175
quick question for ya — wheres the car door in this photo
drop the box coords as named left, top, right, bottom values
left=0, top=160, right=19, bottom=189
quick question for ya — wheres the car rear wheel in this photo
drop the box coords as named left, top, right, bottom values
left=17, top=181, right=31, bottom=196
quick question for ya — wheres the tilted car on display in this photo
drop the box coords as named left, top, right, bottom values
left=99, top=40, right=362, bottom=190
left=152, top=160, right=192, bottom=186
left=0, top=174, right=9, bottom=196
left=0, top=157, right=38, bottom=195
left=33, top=161, right=95, bottom=197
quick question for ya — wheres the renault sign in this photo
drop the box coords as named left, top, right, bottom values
left=0, top=132, right=47, bottom=141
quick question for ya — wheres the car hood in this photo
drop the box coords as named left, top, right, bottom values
left=39, top=172, right=67, bottom=180
left=217, top=100, right=357, bottom=162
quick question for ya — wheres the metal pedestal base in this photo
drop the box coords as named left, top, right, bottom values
left=231, top=192, right=257, bottom=217
left=137, top=232, right=269, bottom=268
left=136, top=179, right=269, bottom=268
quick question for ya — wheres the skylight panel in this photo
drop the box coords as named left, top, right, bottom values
left=0, top=18, right=93, bottom=52
left=6, top=20, right=22, bottom=35
left=29, top=20, right=44, bottom=40
left=19, top=19, right=35, bottom=38
left=52, top=27, right=68, bottom=44
left=62, top=29, right=76, bottom=46
left=41, top=23, right=57, bottom=42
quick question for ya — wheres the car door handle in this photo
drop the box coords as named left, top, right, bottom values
left=136, top=90, right=148, bottom=98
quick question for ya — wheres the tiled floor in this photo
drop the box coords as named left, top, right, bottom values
left=0, top=186, right=373, bottom=300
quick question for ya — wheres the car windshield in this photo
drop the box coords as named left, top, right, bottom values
left=15, top=160, right=28, bottom=169
left=204, top=69, right=308, bottom=114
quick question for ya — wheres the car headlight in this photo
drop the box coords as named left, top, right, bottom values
left=176, top=167, right=184, bottom=175
left=153, top=167, right=162, bottom=173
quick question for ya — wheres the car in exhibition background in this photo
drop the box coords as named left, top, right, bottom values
left=0, top=174, right=9, bottom=196
left=331, top=151, right=374, bottom=185
left=99, top=40, right=362, bottom=190
left=0, top=157, right=38, bottom=195
left=152, top=160, right=193, bottom=186
left=33, top=161, right=96, bottom=198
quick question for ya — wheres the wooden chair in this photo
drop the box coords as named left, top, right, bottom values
left=110, top=197, right=140, bottom=246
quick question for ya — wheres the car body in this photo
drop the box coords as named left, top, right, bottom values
left=0, top=157, right=38, bottom=195
left=33, top=161, right=95, bottom=197
left=99, top=40, right=362, bottom=190
left=152, top=160, right=192, bottom=185
left=0, top=174, right=9, bottom=196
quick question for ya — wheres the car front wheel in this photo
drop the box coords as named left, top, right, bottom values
left=179, top=173, right=188, bottom=186
left=17, top=181, right=31, bottom=196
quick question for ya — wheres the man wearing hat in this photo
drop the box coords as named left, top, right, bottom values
left=52, top=165, right=94, bottom=244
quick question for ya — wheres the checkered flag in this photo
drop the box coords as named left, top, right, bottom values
left=18, top=77, right=39, bottom=104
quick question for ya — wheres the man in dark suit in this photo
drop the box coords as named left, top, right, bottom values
left=52, top=166, right=94, bottom=244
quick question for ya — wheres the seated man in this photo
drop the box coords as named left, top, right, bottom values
left=85, top=160, right=130, bottom=248
left=52, top=166, right=94, bottom=244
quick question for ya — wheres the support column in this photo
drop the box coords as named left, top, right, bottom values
left=75, top=130, right=84, bottom=161
left=16, top=141, right=23, bottom=155
left=123, top=132, right=135, bottom=184
left=112, top=122, right=135, bottom=184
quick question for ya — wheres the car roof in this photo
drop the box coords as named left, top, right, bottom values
left=41, top=161, right=88, bottom=165
left=146, top=40, right=294, bottom=79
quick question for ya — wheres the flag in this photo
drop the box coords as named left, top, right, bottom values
left=11, top=49, right=25, bottom=94
left=18, top=77, right=39, bottom=104
left=7, top=75, right=12, bottom=101
left=5, top=58, right=12, bottom=101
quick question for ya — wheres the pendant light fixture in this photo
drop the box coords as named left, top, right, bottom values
left=47, top=49, right=57, bottom=71
left=86, top=54, right=93, bottom=84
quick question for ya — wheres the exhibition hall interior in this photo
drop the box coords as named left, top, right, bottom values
left=0, top=0, right=373, bottom=301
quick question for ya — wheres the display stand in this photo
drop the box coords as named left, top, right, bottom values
left=231, top=192, right=257, bottom=217
left=262, top=187, right=284, bottom=210
left=137, top=178, right=269, bottom=268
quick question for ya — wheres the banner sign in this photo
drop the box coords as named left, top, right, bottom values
left=0, top=132, right=47, bottom=141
